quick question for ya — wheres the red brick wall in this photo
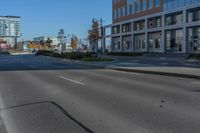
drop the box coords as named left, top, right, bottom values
left=113, top=0, right=163, bottom=23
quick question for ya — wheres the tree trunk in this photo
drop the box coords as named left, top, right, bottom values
left=95, top=40, right=98, bottom=54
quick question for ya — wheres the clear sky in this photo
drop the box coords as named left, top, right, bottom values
left=0, top=0, right=112, bottom=40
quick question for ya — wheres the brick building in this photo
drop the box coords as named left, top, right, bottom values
left=110, top=0, right=200, bottom=53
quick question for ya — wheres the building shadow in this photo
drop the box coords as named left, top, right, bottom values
left=0, top=54, right=105, bottom=72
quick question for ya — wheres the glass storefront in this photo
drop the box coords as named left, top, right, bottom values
left=165, top=29, right=183, bottom=52
left=122, top=23, right=132, bottom=33
left=165, top=12, right=183, bottom=26
left=148, top=32, right=162, bottom=52
left=112, top=37, right=121, bottom=52
left=112, top=25, right=120, bottom=34
left=187, top=7, right=200, bottom=23
left=135, top=34, right=146, bottom=52
left=187, top=27, right=200, bottom=53
left=122, top=36, right=132, bottom=52
left=148, top=16, right=162, bottom=29
left=134, top=20, right=145, bottom=31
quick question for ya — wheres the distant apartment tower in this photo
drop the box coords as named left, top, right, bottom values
left=111, top=0, right=200, bottom=53
left=0, top=16, right=20, bottom=47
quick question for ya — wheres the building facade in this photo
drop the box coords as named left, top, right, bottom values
left=111, top=0, right=200, bottom=53
left=33, top=36, right=60, bottom=46
left=0, top=16, right=20, bottom=47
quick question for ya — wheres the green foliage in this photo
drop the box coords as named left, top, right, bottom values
left=81, top=57, right=113, bottom=61
left=107, top=52, right=143, bottom=57
left=46, top=37, right=53, bottom=47
left=88, top=20, right=101, bottom=42
left=36, top=50, right=94, bottom=59
left=35, top=50, right=113, bottom=62
left=187, top=54, right=200, bottom=60
left=0, top=51, right=10, bottom=55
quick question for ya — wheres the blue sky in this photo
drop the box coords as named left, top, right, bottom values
left=0, top=0, right=112, bottom=40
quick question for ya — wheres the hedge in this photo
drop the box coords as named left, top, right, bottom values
left=107, top=52, right=143, bottom=56
left=36, top=50, right=95, bottom=60
left=187, top=54, right=200, bottom=60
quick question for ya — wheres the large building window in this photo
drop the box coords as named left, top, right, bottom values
left=132, top=3, right=135, bottom=14
left=148, top=16, right=162, bottom=29
left=148, top=0, right=153, bottom=9
left=185, top=0, right=192, bottom=5
left=176, top=13, right=183, bottom=25
left=155, top=0, right=160, bottom=7
left=118, top=8, right=121, bottom=18
left=122, top=23, right=132, bottom=33
left=127, top=0, right=135, bottom=14
left=142, top=0, right=147, bottom=11
left=135, top=34, right=146, bottom=52
left=187, top=7, right=200, bottom=23
left=165, top=12, right=183, bottom=26
left=187, top=26, right=200, bottom=53
left=166, top=29, right=183, bottom=53
left=164, top=0, right=200, bottom=11
left=122, top=7, right=126, bottom=17
left=122, top=36, right=132, bottom=51
left=137, top=0, right=141, bottom=13
left=127, top=4, right=131, bottom=15
left=134, top=20, right=145, bottom=31
left=149, top=32, right=162, bottom=52
left=112, top=25, right=120, bottom=34
left=113, top=9, right=117, bottom=19
left=112, top=37, right=121, bottom=51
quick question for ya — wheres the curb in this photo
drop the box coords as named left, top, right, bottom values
left=109, top=68, right=200, bottom=80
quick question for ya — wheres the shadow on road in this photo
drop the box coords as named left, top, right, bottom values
left=0, top=54, right=105, bottom=72
left=0, top=54, right=200, bottom=72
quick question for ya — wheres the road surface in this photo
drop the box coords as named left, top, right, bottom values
left=0, top=55, right=200, bottom=133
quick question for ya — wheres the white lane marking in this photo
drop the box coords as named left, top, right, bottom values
left=191, top=81, right=200, bottom=85
left=58, top=76, right=85, bottom=86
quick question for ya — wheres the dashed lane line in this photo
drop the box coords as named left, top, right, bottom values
left=57, top=76, right=86, bottom=86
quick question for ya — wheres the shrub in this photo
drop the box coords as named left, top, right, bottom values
left=81, top=57, right=113, bottom=61
left=0, top=51, right=10, bottom=55
left=187, top=54, right=200, bottom=60
left=35, top=50, right=53, bottom=56
left=36, top=50, right=95, bottom=60
left=107, top=52, right=143, bottom=56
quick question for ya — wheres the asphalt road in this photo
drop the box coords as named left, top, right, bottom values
left=0, top=55, right=200, bottom=133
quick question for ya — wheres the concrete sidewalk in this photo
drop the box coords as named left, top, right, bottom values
left=110, top=67, right=200, bottom=80
left=39, top=55, right=200, bottom=80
